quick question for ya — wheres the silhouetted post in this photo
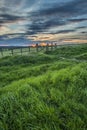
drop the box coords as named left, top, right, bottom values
left=54, top=43, right=57, bottom=49
left=1, top=49, right=3, bottom=57
left=29, top=46, right=30, bottom=52
left=51, top=43, right=53, bottom=51
left=46, top=43, right=49, bottom=52
left=36, top=43, right=38, bottom=52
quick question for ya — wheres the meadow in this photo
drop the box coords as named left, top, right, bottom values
left=0, top=44, right=87, bottom=130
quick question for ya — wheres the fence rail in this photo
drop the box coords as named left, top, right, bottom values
left=0, top=43, right=57, bottom=57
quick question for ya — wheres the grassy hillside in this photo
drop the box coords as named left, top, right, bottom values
left=0, top=44, right=87, bottom=130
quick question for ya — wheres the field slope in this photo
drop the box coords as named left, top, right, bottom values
left=0, top=44, right=87, bottom=130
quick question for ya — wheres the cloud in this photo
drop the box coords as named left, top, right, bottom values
left=0, top=13, right=25, bottom=25
left=30, top=0, right=87, bottom=17
left=0, top=0, right=87, bottom=44
left=76, top=26, right=87, bottom=29
left=26, top=18, right=67, bottom=35
left=69, top=18, right=87, bottom=23
left=27, top=34, right=54, bottom=41
left=80, top=31, right=87, bottom=34
left=52, top=29, right=76, bottom=34
left=25, top=0, right=87, bottom=36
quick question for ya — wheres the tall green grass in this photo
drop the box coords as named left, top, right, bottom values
left=0, top=44, right=87, bottom=130
left=0, top=62, right=87, bottom=130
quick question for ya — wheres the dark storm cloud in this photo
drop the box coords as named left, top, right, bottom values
left=76, top=26, right=87, bottom=29
left=0, top=0, right=87, bottom=44
left=26, top=19, right=66, bottom=35
left=1, top=0, right=87, bottom=31
left=30, top=0, right=87, bottom=18
left=0, top=14, right=24, bottom=24
left=69, top=18, right=87, bottom=23
left=25, top=0, right=87, bottom=35
left=80, top=31, right=87, bottom=34
left=53, top=29, right=76, bottom=34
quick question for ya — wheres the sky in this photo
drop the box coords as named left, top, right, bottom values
left=0, top=0, right=87, bottom=46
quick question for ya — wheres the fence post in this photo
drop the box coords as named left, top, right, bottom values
left=54, top=43, right=57, bottom=49
left=36, top=43, right=38, bottom=52
left=51, top=43, right=53, bottom=51
left=46, top=43, right=49, bottom=52
left=20, top=48, right=22, bottom=55
left=29, top=46, right=30, bottom=52
left=1, top=49, right=3, bottom=57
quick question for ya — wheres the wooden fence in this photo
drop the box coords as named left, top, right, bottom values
left=0, top=43, right=57, bottom=57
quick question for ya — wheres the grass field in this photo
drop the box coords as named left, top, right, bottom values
left=0, top=44, right=87, bottom=130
